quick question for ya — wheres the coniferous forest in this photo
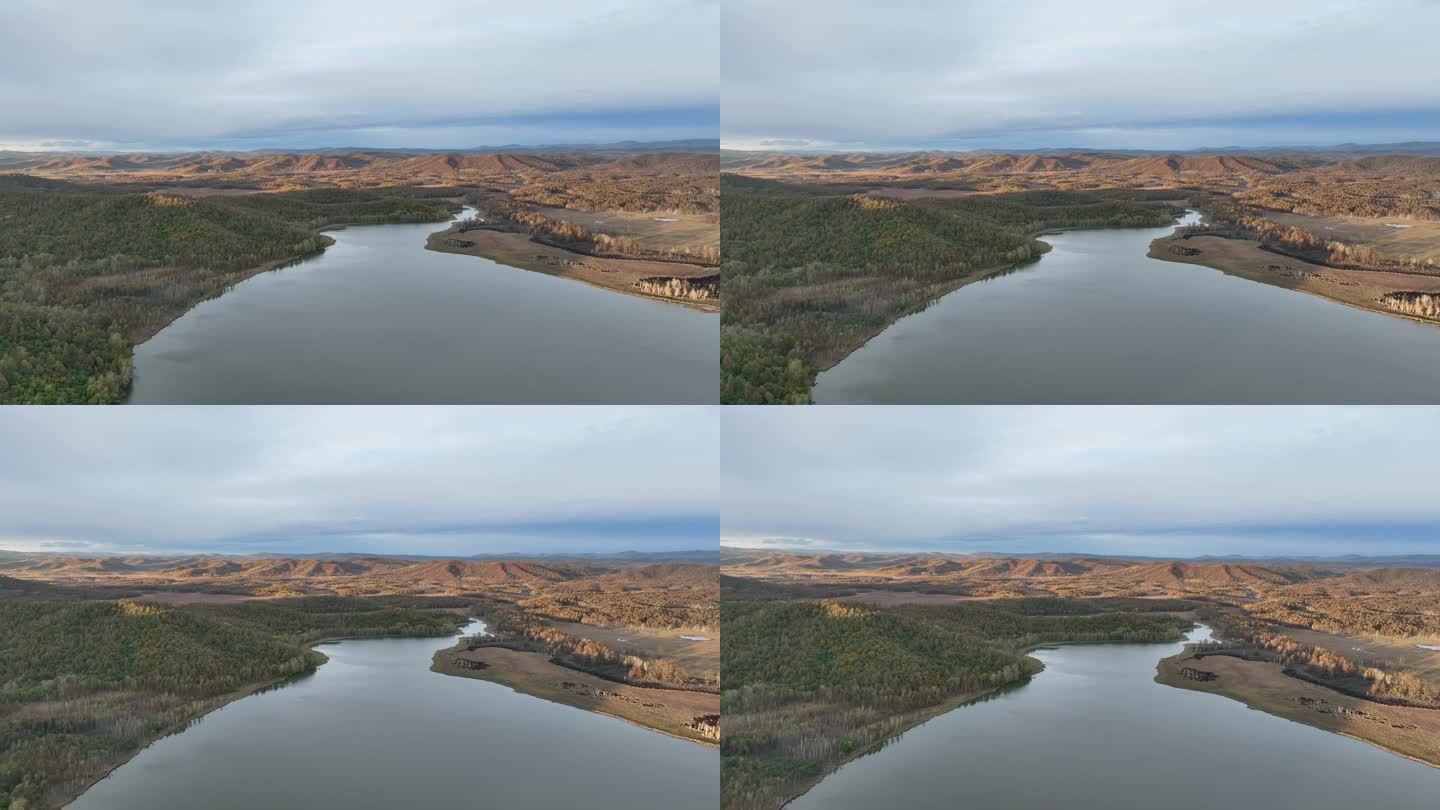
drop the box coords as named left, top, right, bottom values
left=0, top=177, right=456, bottom=404
left=719, top=175, right=1182, bottom=403
left=0, top=580, right=464, bottom=810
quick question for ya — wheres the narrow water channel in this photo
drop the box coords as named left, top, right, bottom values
left=127, top=210, right=719, bottom=404
left=789, top=625, right=1440, bottom=809
left=813, top=213, right=1440, bottom=403
left=68, top=620, right=717, bottom=809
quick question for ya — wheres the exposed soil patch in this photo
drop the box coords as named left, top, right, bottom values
left=426, top=227, right=719, bottom=311
left=432, top=644, right=719, bottom=745
left=1150, top=232, right=1440, bottom=325
left=1158, top=647, right=1440, bottom=766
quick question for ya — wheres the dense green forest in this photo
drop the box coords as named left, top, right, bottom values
left=720, top=175, right=1181, bottom=403
left=0, top=176, right=457, bottom=403
left=720, top=594, right=1191, bottom=810
left=0, top=589, right=464, bottom=809
left=976, top=596, right=1204, bottom=615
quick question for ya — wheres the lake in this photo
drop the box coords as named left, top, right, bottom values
left=127, top=210, right=718, bottom=403
left=788, top=625, right=1440, bottom=809
left=68, top=620, right=717, bottom=809
left=813, top=213, right=1440, bottom=403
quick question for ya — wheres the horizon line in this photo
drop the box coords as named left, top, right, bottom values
left=719, top=139, right=1440, bottom=155
left=719, top=545, right=1440, bottom=560
left=0, top=548, right=719, bottom=559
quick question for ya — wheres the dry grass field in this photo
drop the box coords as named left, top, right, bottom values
left=529, top=206, right=718, bottom=254
left=1268, top=211, right=1440, bottom=263
left=547, top=620, right=718, bottom=675
left=1281, top=626, right=1440, bottom=682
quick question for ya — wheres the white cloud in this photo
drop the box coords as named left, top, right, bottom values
left=721, top=406, right=1440, bottom=554
left=0, top=406, right=718, bottom=554
left=722, top=0, right=1440, bottom=148
left=0, top=0, right=717, bottom=147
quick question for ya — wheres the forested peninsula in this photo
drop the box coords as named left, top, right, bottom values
left=0, top=579, right=465, bottom=810
left=719, top=175, right=1182, bottom=404
left=720, top=579, right=1193, bottom=810
left=0, top=176, right=457, bottom=404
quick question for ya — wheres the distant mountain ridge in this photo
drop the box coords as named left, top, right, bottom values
left=0, top=548, right=719, bottom=564
left=0, top=552, right=720, bottom=596
left=721, top=141, right=1440, bottom=158
left=721, top=144, right=1440, bottom=187
left=720, top=547, right=1440, bottom=568
left=718, top=549, right=1398, bottom=597
left=0, top=148, right=715, bottom=177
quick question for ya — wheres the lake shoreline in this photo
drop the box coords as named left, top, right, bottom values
left=119, top=208, right=459, bottom=404
left=1155, top=635, right=1440, bottom=770
left=796, top=244, right=1052, bottom=405
left=774, top=628, right=1205, bottom=809
left=772, top=674, right=1035, bottom=810
left=1146, top=230, right=1440, bottom=330
left=806, top=212, right=1196, bottom=402
left=425, top=225, right=720, bottom=312
left=127, top=208, right=462, bottom=349
left=59, top=623, right=466, bottom=809
left=430, top=641, right=720, bottom=747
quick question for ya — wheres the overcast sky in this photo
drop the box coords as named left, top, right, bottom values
left=723, top=407, right=1440, bottom=558
left=0, top=407, right=717, bottom=556
left=723, top=0, right=1440, bottom=151
left=0, top=0, right=717, bottom=152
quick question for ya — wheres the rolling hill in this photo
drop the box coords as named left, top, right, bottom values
left=0, top=553, right=721, bottom=598
left=719, top=549, right=1337, bottom=598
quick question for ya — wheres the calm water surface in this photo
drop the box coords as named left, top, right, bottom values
left=68, top=621, right=716, bottom=809
left=814, top=212, right=1440, bottom=403
left=789, top=625, right=1440, bottom=810
left=128, top=210, right=718, bottom=403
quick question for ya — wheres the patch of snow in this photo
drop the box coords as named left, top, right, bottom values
left=654, top=217, right=680, bottom=222
left=1385, top=223, right=1414, bottom=229
left=679, top=635, right=709, bottom=641
left=1418, top=644, right=1440, bottom=651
